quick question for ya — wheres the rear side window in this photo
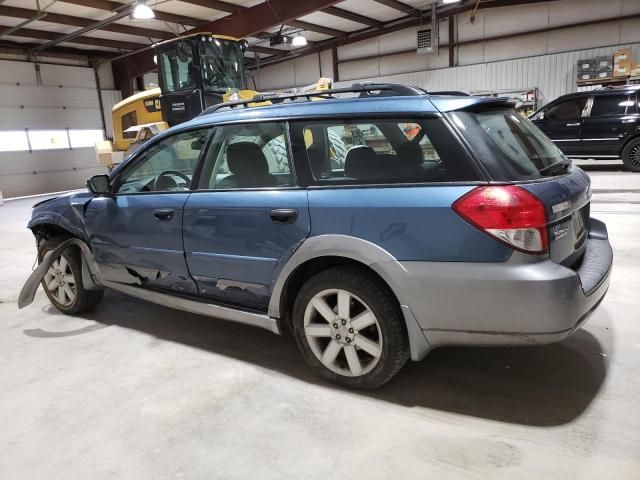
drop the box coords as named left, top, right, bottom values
left=290, top=118, right=478, bottom=185
left=590, top=94, right=632, bottom=117
left=449, top=108, right=568, bottom=181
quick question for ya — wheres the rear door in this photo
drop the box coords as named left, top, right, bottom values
left=183, top=121, right=310, bottom=311
left=580, top=92, right=637, bottom=158
left=531, top=96, right=587, bottom=156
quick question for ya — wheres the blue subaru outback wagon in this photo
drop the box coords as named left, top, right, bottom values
left=20, top=84, right=613, bottom=389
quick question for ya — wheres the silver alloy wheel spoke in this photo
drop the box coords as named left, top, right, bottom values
left=311, top=297, right=337, bottom=323
left=344, top=345, right=363, bottom=376
left=354, top=335, right=382, bottom=358
left=337, top=290, right=350, bottom=319
left=305, top=324, right=333, bottom=337
left=350, top=311, right=376, bottom=330
left=303, top=288, right=383, bottom=378
left=322, top=339, right=342, bottom=364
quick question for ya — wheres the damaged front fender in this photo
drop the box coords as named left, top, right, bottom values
left=18, top=238, right=103, bottom=309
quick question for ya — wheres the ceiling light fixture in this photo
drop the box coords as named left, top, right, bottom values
left=442, top=0, right=461, bottom=3
left=132, top=0, right=155, bottom=20
left=291, top=33, right=307, bottom=48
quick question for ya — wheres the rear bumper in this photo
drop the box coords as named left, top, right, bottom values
left=393, top=219, right=612, bottom=348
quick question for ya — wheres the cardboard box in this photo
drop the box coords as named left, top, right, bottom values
left=594, top=55, right=613, bottom=69
left=630, top=63, right=640, bottom=77
left=577, top=72, right=595, bottom=82
left=613, top=48, right=632, bottom=64
left=576, top=59, right=594, bottom=73
left=595, top=71, right=612, bottom=80
left=614, top=60, right=632, bottom=77
left=95, top=141, right=124, bottom=167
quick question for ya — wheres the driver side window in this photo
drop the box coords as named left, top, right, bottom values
left=116, top=129, right=210, bottom=194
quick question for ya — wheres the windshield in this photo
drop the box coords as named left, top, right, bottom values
left=198, top=38, right=245, bottom=92
left=448, top=108, right=569, bottom=181
left=158, top=37, right=245, bottom=93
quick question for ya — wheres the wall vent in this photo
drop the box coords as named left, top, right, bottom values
left=417, top=28, right=434, bottom=54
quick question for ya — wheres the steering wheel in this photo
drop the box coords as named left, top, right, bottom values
left=153, top=170, right=190, bottom=191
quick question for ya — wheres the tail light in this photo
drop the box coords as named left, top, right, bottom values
left=452, top=185, right=549, bottom=254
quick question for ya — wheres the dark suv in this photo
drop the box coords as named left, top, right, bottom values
left=530, top=85, right=640, bottom=171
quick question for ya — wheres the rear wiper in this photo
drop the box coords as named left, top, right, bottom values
left=538, top=160, right=572, bottom=176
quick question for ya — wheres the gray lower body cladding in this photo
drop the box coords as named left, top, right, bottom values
left=395, top=236, right=612, bottom=348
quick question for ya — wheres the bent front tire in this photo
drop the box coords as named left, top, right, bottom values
left=292, top=266, right=409, bottom=389
left=39, top=237, right=104, bottom=314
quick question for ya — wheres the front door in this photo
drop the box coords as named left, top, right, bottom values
left=85, top=128, right=211, bottom=294
left=183, top=122, right=310, bottom=311
left=532, top=96, right=587, bottom=156
left=580, top=92, right=637, bottom=158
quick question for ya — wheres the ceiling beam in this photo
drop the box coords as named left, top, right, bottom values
left=250, top=46, right=288, bottom=57
left=177, top=0, right=244, bottom=14
left=287, top=20, right=347, bottom=38
left=0, top=38, right=114, bottom=59
left=32, top=7, right=133, bottom=52
left=57, top=0, right=207, bottom=27
left=371, top=0, right=420, bottom=15
left=323, top=7, right=382, bottom=27
left=1, top=24, right=145, bottom=50
left=0, top=5, right=174, bottom=40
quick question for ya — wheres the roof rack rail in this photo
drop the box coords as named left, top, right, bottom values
left=201, top=83, right=426, bottom=116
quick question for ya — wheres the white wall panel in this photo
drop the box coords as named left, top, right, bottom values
left=622, top=0, right=640, bottom=15
left=483, top=4, right=549, bottom=36
left=0, top=60, right=37, bottom=85
left=0, top=148, right=105, bottom=198
left=548, top=0, right=622, bottom=25
left=39, top=63, right=96, bottom=88
left=293, top=54, right=321, bottom=86
left=320, top=50, right=334, bottom=79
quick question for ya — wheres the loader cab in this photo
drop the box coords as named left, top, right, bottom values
left=156, top=33, right=247, bottom=126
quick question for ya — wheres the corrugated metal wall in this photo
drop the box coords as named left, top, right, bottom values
left=335, top=43, right=640, bottom=104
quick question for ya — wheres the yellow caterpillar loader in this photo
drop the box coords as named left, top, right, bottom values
left=97, top=32, right=331, bottom=168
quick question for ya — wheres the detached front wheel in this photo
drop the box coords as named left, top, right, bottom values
left=39, top=237, right=103, bottom=314
left=292, top=266, right=409, bottom=389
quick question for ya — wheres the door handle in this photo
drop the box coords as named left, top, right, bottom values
left=269, top=208, right=298, bottom=223
left=566, top=122, right=580, bottom=127
left=153, top=208, right=175, bottom=220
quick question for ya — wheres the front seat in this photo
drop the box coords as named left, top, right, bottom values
left=217, top=142, right=278, bottom=188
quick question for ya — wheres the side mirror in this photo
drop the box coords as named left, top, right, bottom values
left=87, top=174, right=110, bottom=194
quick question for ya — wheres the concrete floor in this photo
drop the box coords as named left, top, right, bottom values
left=1, top=166, right=639, bottom=479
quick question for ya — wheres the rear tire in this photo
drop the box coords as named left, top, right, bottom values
left=622, top=138, right=640, bottom=172
left=292, top=266, right=409, bottom=389
left=39, top=237, right=104, bottom=314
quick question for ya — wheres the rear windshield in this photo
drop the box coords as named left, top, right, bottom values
left=447, top=108, right=568, bottom=181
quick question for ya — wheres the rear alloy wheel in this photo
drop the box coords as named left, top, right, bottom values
left=292, top=266, right=409, bottom=389
left=304, top=288, right=383, bottom=377
left=622, top=139, right=640, bottom=172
